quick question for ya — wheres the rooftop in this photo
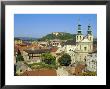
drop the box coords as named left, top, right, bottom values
left=24, top=49, right=51, bottom=54
left=64, top=40, right=76, bottom=45
left=21, top=69, right=57, bottom=76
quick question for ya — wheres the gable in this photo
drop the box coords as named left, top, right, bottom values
left=81, top=37, right=91, bottom=42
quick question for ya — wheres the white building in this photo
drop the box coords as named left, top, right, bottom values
left=56, top=66, right=69, bottom=76
left=16, top=61, right=31, bottom=75
left=55, top=23, right=94, bottom=64
left=38, top=41, right=49, bottom=47
left=74, top=24, right=93, bottom=62
left=50, top=24, right=95, bottom=67
left=50, top=39, right=61, bottom=47
left=85, top=52, right=97, bottom=72
left=63, top=40, right=76, bottom=63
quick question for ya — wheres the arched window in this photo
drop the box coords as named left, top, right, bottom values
left=80, top=45, right=81, bottom=50
left=80, top=36, right=81, bottom=40
left=77, top=36, right=78, bottom=40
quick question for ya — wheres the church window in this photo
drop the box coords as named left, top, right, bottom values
left=84, top=47, right=87, bottom=51
left=90, top=37, right=91, bottom=41
left=80, top=36, right=81, bottom=40
left=77, top=36, right=78, bottom=40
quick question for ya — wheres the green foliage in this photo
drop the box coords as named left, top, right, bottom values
left=17, top=49, right=21, bottom=55
left=38, top=32, right=75, bottom=41
left=58, top=53, right=71, bottom=66
left=41, top=53, right=56, bottom=65
left=28, top=62, right=58, bottom=69
left=80, top=71, right=97, bottom=76
left=16, top=49, right=24, bottom=62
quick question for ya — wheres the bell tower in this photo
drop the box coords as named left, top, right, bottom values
left=76, top=23, right=83, bottom=42
left=87, top=24, right=93, bottom=42
left=87, top=24, right=93, bottom=52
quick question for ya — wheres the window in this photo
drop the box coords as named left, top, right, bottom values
left=84, top=47, right=87, bottom=51
left=90, top=37, right=91, bottom=41
left=20, top=70, right=22, bottom=72
left=80, top=36, right=81, bottom=40
left=77, top=36, right=78, bottom=40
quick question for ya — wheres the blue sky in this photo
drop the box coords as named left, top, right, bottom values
left=14, top=14, right=97, bottom=38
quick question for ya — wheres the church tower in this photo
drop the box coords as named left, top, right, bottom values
left=76, top=24, right=83, bottom=42
left=87, top=24, right=93, bottom=42
left=87, top=24, right=93, bottom=52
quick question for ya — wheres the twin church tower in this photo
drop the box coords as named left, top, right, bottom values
left=74, top=23, right=94, bottom=62
left=76, top=23, right=93, bottom=42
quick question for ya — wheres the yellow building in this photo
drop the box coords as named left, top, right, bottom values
left=14, top=38, right=23, bottom=44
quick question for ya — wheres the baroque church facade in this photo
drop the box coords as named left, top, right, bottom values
left=62, top=23, right=94, bottom=63
left=74, top=24, right=93, bottom=62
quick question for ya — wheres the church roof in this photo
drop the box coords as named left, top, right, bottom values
left=64, top=39, right=76, bottom=45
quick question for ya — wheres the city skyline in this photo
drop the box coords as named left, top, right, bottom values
left=14, top=14, right=97, bottom=38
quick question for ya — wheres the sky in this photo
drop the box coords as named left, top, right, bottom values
left=14, top=14, right=97, bottom=38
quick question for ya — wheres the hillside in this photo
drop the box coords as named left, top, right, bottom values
left=38, top=32, right=76, bottom=41
left=14, top=37, right=38, bottom=41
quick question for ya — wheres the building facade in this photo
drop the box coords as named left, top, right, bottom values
left=74, top=24, right=94, bottom=62
left=85, top=52, right=97, bottom=72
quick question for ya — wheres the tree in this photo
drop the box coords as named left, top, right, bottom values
left=81, top=71, right=97, bottom=76
left=41, top=53, right=56, bottom=65
left=38, top=32, right=75, bottom=41
left=16, top=49, right=24, bottom=62
left=58, top=53, right=71, bottom=66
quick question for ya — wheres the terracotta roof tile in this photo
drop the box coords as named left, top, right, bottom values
left=50, top=48, right=58, bottom=52
left=21, top=69, right=57, bottom=76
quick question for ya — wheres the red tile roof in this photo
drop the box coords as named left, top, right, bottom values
left=50, top=48, right=58, bottom=52
left=75, top=64, right=85, bottom=76
left=21, top=69, right=57, bottom=76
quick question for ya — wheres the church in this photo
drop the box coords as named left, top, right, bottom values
left=75, top=23, right=93, bottom=62
left=63, top=23, right=94, bottom=63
